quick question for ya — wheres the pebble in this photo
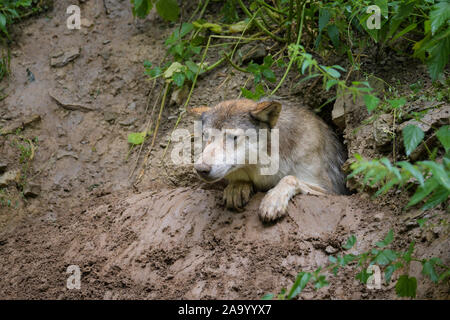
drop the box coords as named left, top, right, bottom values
left=24, top=183, right=41, bottom=198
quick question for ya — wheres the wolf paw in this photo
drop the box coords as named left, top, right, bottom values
left=223, top=181, right=254, bottom=211
left=259, top=189, right=290, bottom=222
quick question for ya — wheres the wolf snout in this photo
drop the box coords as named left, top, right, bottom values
left=194, top=163, right=212, bottom=178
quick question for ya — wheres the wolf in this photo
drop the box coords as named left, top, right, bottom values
left=192, top=98, right=347, bottom=222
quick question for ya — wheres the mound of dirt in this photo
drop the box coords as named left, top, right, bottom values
left=0, top=186, right=448, bottom=299
left=0, top=0, right=448, bottom=300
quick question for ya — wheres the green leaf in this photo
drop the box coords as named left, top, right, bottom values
left=180, top=23, right=194, bottom=38
left=363, top=94, right=380, bottom=112
left=427, top=33, right=450, bottom=81
left=314, top=275, right=329, bottom=289
left=417, top=218, right=428, bottom=228
left=376, top=230, right=394, bottom=248
left=301, top=59, right=311, bottom=74
left=318, top=8, right=331, bottom=32
left=397, top=161, right=424, bottom=186
left=421, top=186, right=450, bottom=211
left=342, top=235, right=356, bottom=250
left=185, top=60, right=200, bottom=74
left=0, top=13, right=7, bottom=35
left=418, top=161, right=450, bottom=190
left=343, top=254, right=357, bottom=264
left=403, top=241, right=415, bottom=263
left=439, top=270, right=450, bottom=283
left=321, top=66, right=341, bottom=78
left=402, top=125, right=424, bottom=157
left=164, top=62, right=184, bottom=78
left=146, top=66, right=162, bottom=78
left=407, top=177, right=439, bottom=208
left=287, top=272, right=311, bottom=299
left=356, top=268, right=371, bottom=284
left=385, top=263, right=403, bottom=284
left=155, top=0, right=179, bottom=21
left=430, top=1, right=450, bottom=35
left=262, top=68, right=276, bottom=83
left=374, top=249, right=397, bottom=266
left=241, top=84, right=265, bottom=101
left=132, top=0, right=153, bottom=19
left=263, top=55, right=274, bottom=67
left=325, top=79, right=339, bottom=91
left=327, top=24, right=340, bottom=47
left=395, top=275, right=417, bottom=298
left=387, top=98, right=406, bottom=109
left=422, top=259, right=440, bottom=283
left=374, top=0, right=388, bottom=18
left=172, top=72, right=185, bottom=87
left=261, top=293, right=274, bottom=300
left=436, top=125, right=450, bottom=152
left=386, top=1, right=414, bottom=40
left=391, top=23, right=417, bottom=42
left=128, top=131, right=147, bottom=145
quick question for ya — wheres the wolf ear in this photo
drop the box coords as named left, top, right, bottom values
left=250, top=101, right=282, bottom=128
left=188, top=106, right=210, bottom=116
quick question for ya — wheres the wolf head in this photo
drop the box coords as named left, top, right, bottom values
left=191, top=99, right=281, bottom=182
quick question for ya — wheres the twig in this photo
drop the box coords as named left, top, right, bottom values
left=270, top=2, right=306, bottom=96
left=129, top=79, right=161, bottom=178
left=236, top=0, right=286, bottom=43
left=223, top=53, right=250, bottom=73
left=134, top=82, right=171, bottom=185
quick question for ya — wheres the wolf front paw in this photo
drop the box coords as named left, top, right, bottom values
left=258, top=189, right=290, bottom=222
left=223, top=181, right=254, bottom=211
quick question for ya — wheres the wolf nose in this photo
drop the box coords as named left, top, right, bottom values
left=195, top=163, right=211, bottom=177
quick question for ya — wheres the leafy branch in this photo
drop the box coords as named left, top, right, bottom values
left=264, top=231, right=450, bottom=300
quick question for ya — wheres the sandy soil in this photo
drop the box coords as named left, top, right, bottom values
left=0, top=0, right=448, bottom=299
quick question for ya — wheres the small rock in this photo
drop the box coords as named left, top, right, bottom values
left=373, top=114, right=393, bottom=150
left=50, top=47, right=81, bottom=68
left=43, top=212, right=57, bottom=223
left=398, top=105, right=450, bottom=133
left=325, top=245, right=338, bottom=254
left=236, top=43, right=267, bottom=65
left=332, top=96, right=345, bottom=130
left=170, top=86, right=189, bottom=106
left=49, top=90, right=94, bottom=112
left=404, top=220, right=419, bottom=231
left=374, top=213, right=384, bottom=222
left=103, top=111, right=118, bottom=123
left=119, top=117, right=137, bottom=126
left=332, top=92, right=365, bottom=130
left=424, top=230, right=435, bottom=242
left=24, top=183, right=41, bottom=198
left=0, top=114, right=41, bottom=135
left=56, top=150, right=79, bottom=160
left=51, top=51, right=64, bottom=59
left=81, top=18, right=93, bottom=28
left=0, top=170, right=21, bottom=188
left=0, top=162, right=7, bottom=174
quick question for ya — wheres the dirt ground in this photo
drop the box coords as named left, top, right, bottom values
left=0, top=0, right=448, bottom=299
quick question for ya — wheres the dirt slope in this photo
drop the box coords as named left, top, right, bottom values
left=0, top=0, right=448, bottom=299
